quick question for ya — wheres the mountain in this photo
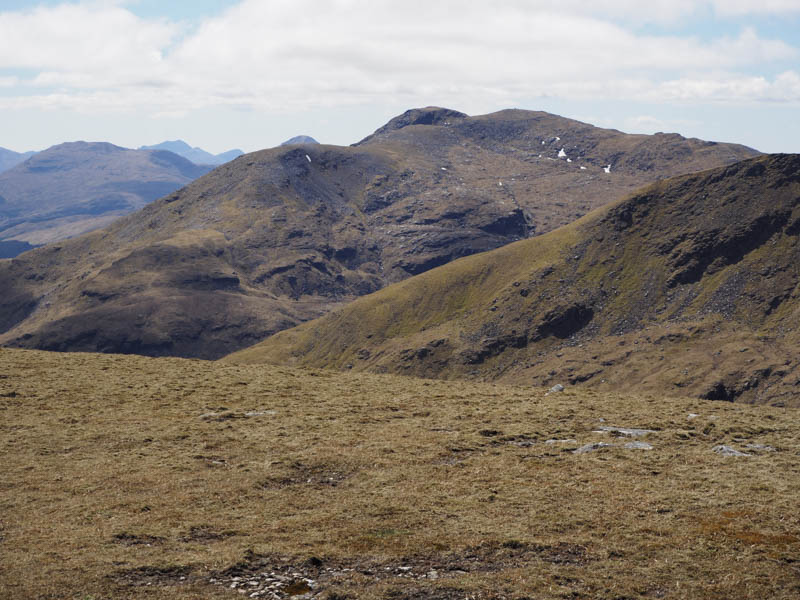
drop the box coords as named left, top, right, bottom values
left=227, top=154, right=800, bottom=406
left=139, top=140, right=244, bottom=165
left=281, top=135, right=319, bottom=146
left=0, top=147, right=37, bottom=174
left=0, top=142, right=212, bottom=249
left=0, top=108, right=758, bottom=359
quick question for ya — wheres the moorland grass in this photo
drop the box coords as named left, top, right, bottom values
left=1, top=347, right=799, bottom=599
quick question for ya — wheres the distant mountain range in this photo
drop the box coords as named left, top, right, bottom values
left=281, top=135, right=319, bottom=146
left=0, top=142, right=212, bottom=248
left=0, top=107, right=758, bottom=360
left=139, top=140, right=244, bottom=165
left=0, top=147, right=38, bottom=174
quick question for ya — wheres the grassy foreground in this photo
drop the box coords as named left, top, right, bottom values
left=1, top=347, right=799, bottom=599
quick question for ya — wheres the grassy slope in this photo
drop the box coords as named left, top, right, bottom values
left=226, top=154, right=800, bottom=405
left=1, top=347, right=799, bottom=599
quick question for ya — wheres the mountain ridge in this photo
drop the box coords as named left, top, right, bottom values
left=226, top=153, right=800, bottom=406
left=0, top=107, right=760, bottom=359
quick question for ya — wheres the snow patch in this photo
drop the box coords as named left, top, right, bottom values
left=603, top=165, right=611, bottom=174
left=305, top=154, right=311, bottom=163
left=566, top=158, right=572, bottom=163
left=580, top=166, right=587, bottom=170
left=558, top=148, right=567, bottom=158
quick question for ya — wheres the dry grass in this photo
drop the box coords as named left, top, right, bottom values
left=2, top=347, right=799, bottom=599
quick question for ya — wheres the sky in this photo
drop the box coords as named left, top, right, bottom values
left=0, top=0, right=799, bottom=154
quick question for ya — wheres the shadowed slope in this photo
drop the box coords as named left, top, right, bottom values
left=227, top=154, right=800, bottom=406
left=0, top=108, right=758, bottom=359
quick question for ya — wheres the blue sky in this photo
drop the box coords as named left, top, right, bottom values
left=0, top=0, right=798, bottom=154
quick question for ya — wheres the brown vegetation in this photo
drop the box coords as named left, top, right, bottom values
left=1, top=347, right=799, bottom=599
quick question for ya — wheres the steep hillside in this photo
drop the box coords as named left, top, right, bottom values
left=140, top=140, right=244, bottom=165
left=3, top=347, right=800, bottom=599
left=0, top=147, right=37, bottom=174
left=228, top=154, right=800, bottom=406
left=0, top=142, right=212, bottom=247
left=0, top=108, right=757, bottom=359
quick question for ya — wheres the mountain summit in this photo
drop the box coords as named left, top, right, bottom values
left=0, top=108, right=758, bottom=359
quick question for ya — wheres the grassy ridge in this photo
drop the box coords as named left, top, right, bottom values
left=2, top=347, right=799, bottom=599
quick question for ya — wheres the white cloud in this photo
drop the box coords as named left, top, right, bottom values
left=0, top=0, right=798, bottom=117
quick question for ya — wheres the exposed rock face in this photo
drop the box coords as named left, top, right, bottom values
left=0, top=108, right=759, bottom=359
left=229, top=154, right=800, bottom=406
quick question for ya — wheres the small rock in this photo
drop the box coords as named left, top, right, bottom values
left=573, top=442, right=614, bottom=454
left=544, top=438, right=577, bottom=444
left=624, top=441, right=653, bottom=450
left=712, top=445, right=751, bottom=457
left=595, top=426, right=656, bottom=437
left=546, top=384, right=565, bottom=395
left=427, top=570, right=439, bottom=580
left=745, top=443, right=777, bottom=452
left=687, top=413, right=700, bottom=419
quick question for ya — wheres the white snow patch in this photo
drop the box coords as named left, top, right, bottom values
left=305, top=154, right=311, bottom=163
left=603, top=165, right=611, bottom=174
left=555, top=136, right=561, bottom=142
left=441, top=167, right=447, bottom=170
left=541, top=140, right=545, bottom=145
left=558, top=148, right=567, bottom=158
left=580, top=166, right=587, bottom=170
left=566, top=158, right=572, bottom=163
left=498, top=181, right=503, bottom=186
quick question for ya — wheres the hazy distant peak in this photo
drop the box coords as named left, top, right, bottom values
left=141, top=140, right=193, bottom=153
left=139, top=140, right=244, bottom=165
left=0, top=147, right=38, bottom=174
left=281, top=135, right=319, bottom=146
